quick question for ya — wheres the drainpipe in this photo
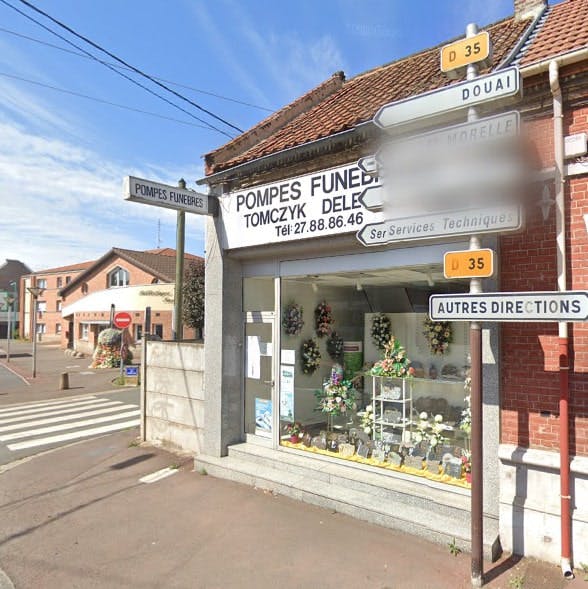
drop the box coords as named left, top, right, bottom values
left=549, top=59, right=574, bottom=581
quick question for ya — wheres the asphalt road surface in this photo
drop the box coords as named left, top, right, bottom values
left=0, top=389, right=140, bottom=466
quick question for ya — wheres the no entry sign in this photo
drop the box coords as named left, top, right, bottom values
left=113, top=312, right=132, bottom=329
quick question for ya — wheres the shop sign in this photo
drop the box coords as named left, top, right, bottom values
left=356, top=204, right=521, bottom=247
left=443, top=249, right=494, bottom=279
left=429, top=291, right=588, bottom=322
left=123, top=176, right=209, bottom=215
left=220, top=162, right=381, bottom=249
left=374, top=66, right=520, bottom=130
left=440, top=31, right=492, bottom=76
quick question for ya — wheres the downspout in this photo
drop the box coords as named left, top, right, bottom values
left=549, top=59, right=574, bottom=581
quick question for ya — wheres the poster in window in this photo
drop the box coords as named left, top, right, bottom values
left=255, top=398, right=272, bottom=438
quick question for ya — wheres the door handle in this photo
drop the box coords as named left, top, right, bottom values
left=263, top=380, right=274, bottom=387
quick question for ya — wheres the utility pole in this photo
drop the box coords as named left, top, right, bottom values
left=173, top=179, right=186, bottom=341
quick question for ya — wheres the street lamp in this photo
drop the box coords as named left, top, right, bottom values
left=4, top=294, right=15, bottom=363
left=27, top=285, right=44, bottom=378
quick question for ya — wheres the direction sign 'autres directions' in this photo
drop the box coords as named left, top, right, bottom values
left=374, top=66, right=521, bottom=130
left=429, top=291, right=588, bottom=322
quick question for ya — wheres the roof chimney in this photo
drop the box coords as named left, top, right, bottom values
left=514, top=0, right=547, bottom=21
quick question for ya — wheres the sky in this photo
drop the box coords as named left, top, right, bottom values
left=0, top=0, right=521, bottom=271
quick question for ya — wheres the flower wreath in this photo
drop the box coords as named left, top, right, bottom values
left=371, top=313, right=391, bottom=350
left=282, top=302, right=304, bottom=336
left=326, top=331, right=344, bottom=361
left=314, top=300, right=333, bottom=337
left=301, top=338, right=321, bottom=374
left=422, top=315, right=452, bottom=355
left=369, top=337, right=414, bottom=378
left=314, top=372, right=356, bottom=416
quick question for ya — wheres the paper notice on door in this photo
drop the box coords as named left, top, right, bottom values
left=280, top=365, right=295, bottom=419
left=281, top=349, right=295, bottom=365
left=247, top=336, right=261, bottom=379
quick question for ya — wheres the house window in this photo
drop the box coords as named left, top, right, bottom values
left=153, top=324, right=163, bottom=338
left=56, top=323, right=62, bottom=334
left=108, top=267, right=130, bottom=288
left=56, top=277, right=63, bottom=288
left=82, top=283, right=88, bottom=294
left=81, top=323, right=89, bottom=340
left=66, top=276, right=71, bottom=284
left=36, top=323, right=46, bottom=334
left=57, top=300, right=62, bottom=312
left=37, top=301, right=47, bottom=314
left=134, top=324, right=143, bottom=341
left=37, top=279, right=47, bottom=289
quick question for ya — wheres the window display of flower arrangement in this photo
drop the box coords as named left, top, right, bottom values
left=284, top=422, right=304, bottom=444
left=282, top=302, right=304, bottom=336
left=371, top=313, right=391, bottom=350
left=326, top=330, right=344, bottom=361
left=314, top=371, right=356, bottom=418
left=300, top=338, right=321, bottom=374
left=369, top=337, right=415, bottom=378
left=314, top=300, right=333, bottom=337
left=422, top=315, right=453, bottom=356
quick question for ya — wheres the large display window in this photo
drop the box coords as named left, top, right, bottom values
left=278, top=267, right=472, bottom=488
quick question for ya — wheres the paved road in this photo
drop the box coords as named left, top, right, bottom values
left=0, top=389, right=140, bottom=466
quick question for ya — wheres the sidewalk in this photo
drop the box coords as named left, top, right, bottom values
left=0, top=341, right=135, bottom=405
left=0, top=429, right=581, bottom=589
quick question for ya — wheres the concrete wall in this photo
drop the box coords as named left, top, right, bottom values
left=499, top=444, right=588, bottom=565
left=143, top=340, right=205, bottom=454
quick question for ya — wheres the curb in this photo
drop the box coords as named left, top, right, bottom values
left=0, top=567, right=15, bottom=589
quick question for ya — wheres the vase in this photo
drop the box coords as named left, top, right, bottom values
left=290, top=435, right=300, bottom=444
left=465, top=472, right=472, bottom=484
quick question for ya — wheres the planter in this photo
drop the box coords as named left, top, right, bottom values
left=465, top=472, right=472, bottom=484
left=290, top=435, right=301, bottom=444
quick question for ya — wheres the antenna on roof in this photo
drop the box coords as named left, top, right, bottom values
left=156, top=219, right=161, bottom=248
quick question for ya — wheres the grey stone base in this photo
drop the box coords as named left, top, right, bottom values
left=195, top=442, right=501, bottom=560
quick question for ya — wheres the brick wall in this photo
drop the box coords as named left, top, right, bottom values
left=500, top=104, right=588, bottom=455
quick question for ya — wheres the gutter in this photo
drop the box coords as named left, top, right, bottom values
left=522, top=46, right=588, bottom=78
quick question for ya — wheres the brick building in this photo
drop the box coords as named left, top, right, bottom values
left=193, top=0, right=588, bottom=571
left=19, top=260, right=93, bottom=342
left=20, top=248, right=202, bottom=354
left=0, top=259, right=30, bottom=339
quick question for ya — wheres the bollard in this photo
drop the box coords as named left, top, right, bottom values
left=59, top=372, right=69, bottom=390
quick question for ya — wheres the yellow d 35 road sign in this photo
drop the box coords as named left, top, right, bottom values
left=444, top=249, right=495, bottom=279
left=440, top=31, right=492, bottom=76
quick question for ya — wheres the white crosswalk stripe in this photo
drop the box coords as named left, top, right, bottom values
left=0, top=395, right=140, bottom=452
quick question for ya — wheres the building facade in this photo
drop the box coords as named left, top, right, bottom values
left=0, top=259, right=30, bottom=339
left=195, top=0, right=588, bottom=569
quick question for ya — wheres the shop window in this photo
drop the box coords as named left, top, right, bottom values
left=278, top=270, right=471, bottom=489
left=108, top=267, right=129, bottom=288
left=56, top=277, right=63, bottom=288
left=243, top=277, right=275, bottom=311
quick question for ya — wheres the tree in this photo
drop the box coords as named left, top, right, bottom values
left=182, top=259, right=205, bottom=337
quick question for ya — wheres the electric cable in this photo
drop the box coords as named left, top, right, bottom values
left=14, top=0, right=245, bottom=133
left=0, top=0, right=235, bottom=138
left=0, top=70, right=219, bottom=130
left=0, top=25, right=274, bottom=113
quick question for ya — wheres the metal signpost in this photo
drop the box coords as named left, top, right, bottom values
left=4, top=294, right=14, bottom=362
left=26, top=285, right=44, bottom=378
left=358, top=22, right=520, bottom=586
left=114, top=311, right=132, bottom=380
left=123, top=176, right=213, bottom=341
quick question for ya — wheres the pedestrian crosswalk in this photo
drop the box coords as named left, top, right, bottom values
left=0, top=395, right=140, bottom=452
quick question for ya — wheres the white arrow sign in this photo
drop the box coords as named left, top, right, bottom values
left=374, top=66, right=520, bottom=130
left=124, top=176, right=210, bottom=215
left=358, top=185, right=383, bottom=212
left=429, top=291, right=588, bottom=322
left=357, top=155, right=378, bottom=176
left=356, top=204, right=521, bottom=246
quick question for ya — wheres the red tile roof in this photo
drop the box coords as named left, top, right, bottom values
left=521, top=0, right=588, bottom=65
left=34, top=260, right=95, bottom=275
left=205, top=16, right=532, bottom=174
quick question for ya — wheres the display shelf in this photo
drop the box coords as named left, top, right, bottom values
left=371, top=376, right=413, bottom=445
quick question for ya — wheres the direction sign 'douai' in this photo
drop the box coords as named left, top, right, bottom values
left=429, top=291, right=588, bottom=322
left=374, top=66, right=521, bottom=130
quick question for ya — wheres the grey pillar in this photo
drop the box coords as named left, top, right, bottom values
left=203, top=197, right=244, bottom=457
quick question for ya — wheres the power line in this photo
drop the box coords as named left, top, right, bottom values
left=15, top=0, right=245, bottom=134
left=0, top=70, right=220, bottom=130
left=0, top=0, right=235, bottom=138
left=0, top=25, right=274, bottom=113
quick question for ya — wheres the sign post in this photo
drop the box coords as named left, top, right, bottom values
left=114, top=311, right=132, bottom=380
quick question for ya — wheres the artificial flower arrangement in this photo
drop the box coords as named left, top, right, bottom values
left=412, top=412, right=447, bottom=459
left=357, top=404, right=375, bottom=435
left=284, top=421, right=304, bottom=443
left=315, top=372, right=356, bottom=416
left=326, top=330, right=344, bottom=361
left=282, top=302, right=304, bottom=336
left=315, top=300, right=333, bottom=337
left=461, top=450, right=472, bottom=482
left=371, top=313, right=392, bottom=350
left=422, top=315, right=453, bottom=356
left=459, top=390, right=472, bottom=436
left=301, top=338, right=321, bottom=374
left=369, top=336, right=415, bottom=378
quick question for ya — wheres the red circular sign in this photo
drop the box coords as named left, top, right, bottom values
left=113, top=311, right=132, bottom=329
